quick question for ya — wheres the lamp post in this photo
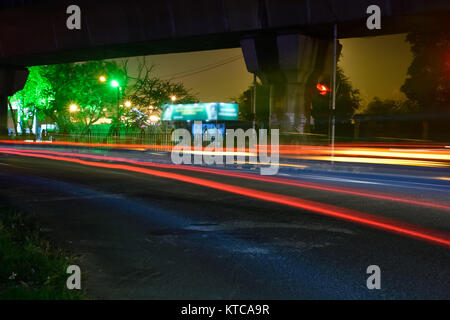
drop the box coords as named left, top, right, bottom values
left=110, top=80, right=121, bottom=142
left=168, top=95, right=177, bottom=137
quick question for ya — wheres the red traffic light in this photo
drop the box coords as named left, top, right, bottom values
left=316, top=83, right=330, bottom=96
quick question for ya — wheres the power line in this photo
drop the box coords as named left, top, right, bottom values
left=160, top=55, right=243, bottom=80
left=170, top=57, right=242, bottom=80
left=160, top=55, right=241, bottom=78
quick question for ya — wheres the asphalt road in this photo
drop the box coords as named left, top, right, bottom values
left=0, top=147, right=449, bottom=299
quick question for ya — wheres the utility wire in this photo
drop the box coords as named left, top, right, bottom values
left=160, top=55, right=243, bottom=80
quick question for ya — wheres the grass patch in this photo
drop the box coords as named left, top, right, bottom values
left=0, top=209, right=84, bottom=300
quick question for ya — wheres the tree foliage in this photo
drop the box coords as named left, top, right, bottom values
left=10, top=67, right=53, bottom=133
left=128, top=58, right=198, bottom=108
left=311, top=67, right=361, bottom=133
left=357, top=97, right=419, bottom=116
left=40, top=61, right=127, bottom=133
left=10, top=58, right=198, bottom=134
left=401, top=29, right=450, bottom=112
left=109, top=58, right=199, bottom=129
left=334, top=67, right=361, bottom=117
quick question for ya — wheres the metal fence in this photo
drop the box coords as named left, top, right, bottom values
left=44, top=130, right=174, bottom=151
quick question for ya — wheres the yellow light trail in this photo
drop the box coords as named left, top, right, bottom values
left=234, top=161, right=308, bottom=169
left=334, top=149, right=450, bottom=161
left=297, top=156, right=450, bottom=167
left=181, top=150, right=257, bottom=157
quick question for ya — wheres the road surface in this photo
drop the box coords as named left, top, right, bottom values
left=0, top=145, right=449, bottom=299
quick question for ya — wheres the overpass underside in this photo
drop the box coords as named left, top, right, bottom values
left=1, top=0, right=449, bottom=134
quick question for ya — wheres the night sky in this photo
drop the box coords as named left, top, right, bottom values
left=120, top=33, right=412, bottom=105
left=340, top=34, right=412, bottom=103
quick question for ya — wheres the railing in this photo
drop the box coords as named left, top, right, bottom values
left=38, top=130, right=175, bottom=151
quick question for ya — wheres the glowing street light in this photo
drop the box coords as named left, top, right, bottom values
left=99, top=75, right=107, bottom=83
left=124, top=100, right=132, bottom=108
left=109, top=79, right=122, bottom=142
left=69, top=104, right=79, bottom=113
left=171, top=95, right=177, bottom=102
left=110, top=80, right=120, bottom=88
left=149, top=115, right=160, bottom=123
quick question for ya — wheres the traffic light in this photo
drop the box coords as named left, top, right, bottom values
left=316, top=83, right=330, bottom=96
left=241, top=90, right=253, bottom=121
left=312, top=83, right=331, bottom=134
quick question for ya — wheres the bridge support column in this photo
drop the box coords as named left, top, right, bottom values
left=0, top=68, right=29, bottom=137
left=0, top=95, right=8, bottom=137
left=241, top=33, right=334, bottom=133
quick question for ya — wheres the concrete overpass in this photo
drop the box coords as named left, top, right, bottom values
left=1, top=0, right=449, bottom=134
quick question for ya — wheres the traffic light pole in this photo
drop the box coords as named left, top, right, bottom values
left=252, top=73, right=257, bottom=130
left=331, top=24, right=337, bottom=163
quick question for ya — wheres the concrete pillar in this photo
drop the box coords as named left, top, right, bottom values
left=241, top=33, right=334, bottom=133
left=0, top=68, right=29, bottom=137
left=0, top=95, right=7, bottom=136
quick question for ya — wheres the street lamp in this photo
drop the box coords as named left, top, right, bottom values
left=69, top=104, right=79, bottom=113
left=171, top=95, right=177, bottom=102
left=110, top=80, right=120, bottom=88
left=149, top=115, right=160, bottom=123
left=110, top=79, right=121, bottom=142
left=124, top=100, right=132, bottom=108
left=99, top=75, right=107, bottom=83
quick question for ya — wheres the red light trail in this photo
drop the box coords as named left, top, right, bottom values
left=1, top=147, right=449, bottom=211
left=1, top=149, right=449, bottom=247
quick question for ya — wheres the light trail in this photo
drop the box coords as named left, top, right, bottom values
left=1, top=147, right=450, bottom=211
left=337, top=149, right=450, bottom=161
left=1, top=149, right=450, bottom=247
left=234, top=160, right=308, bottom=169
left=0, top=139, right=174, bottom=151
left=293, top=156, right=450, bottom=167
left=3, top=140, right=450, bottom=168
left=273, top=145, right=450, bottom=166
left=180, top=150, right=257, bottom=157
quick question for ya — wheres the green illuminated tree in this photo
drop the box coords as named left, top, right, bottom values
left=10, top=66, right=53, bottom=134
left=11, top=58, right=197, bottom=135
left=40, top=60, right=128, bottom=133
left=11, top=61, right=128, bottom=134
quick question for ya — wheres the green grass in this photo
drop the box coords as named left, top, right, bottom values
left=0, top=209, right=84, bottom=300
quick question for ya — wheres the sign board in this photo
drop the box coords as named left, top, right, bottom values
left=162, top=103, right=238, bottom=121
